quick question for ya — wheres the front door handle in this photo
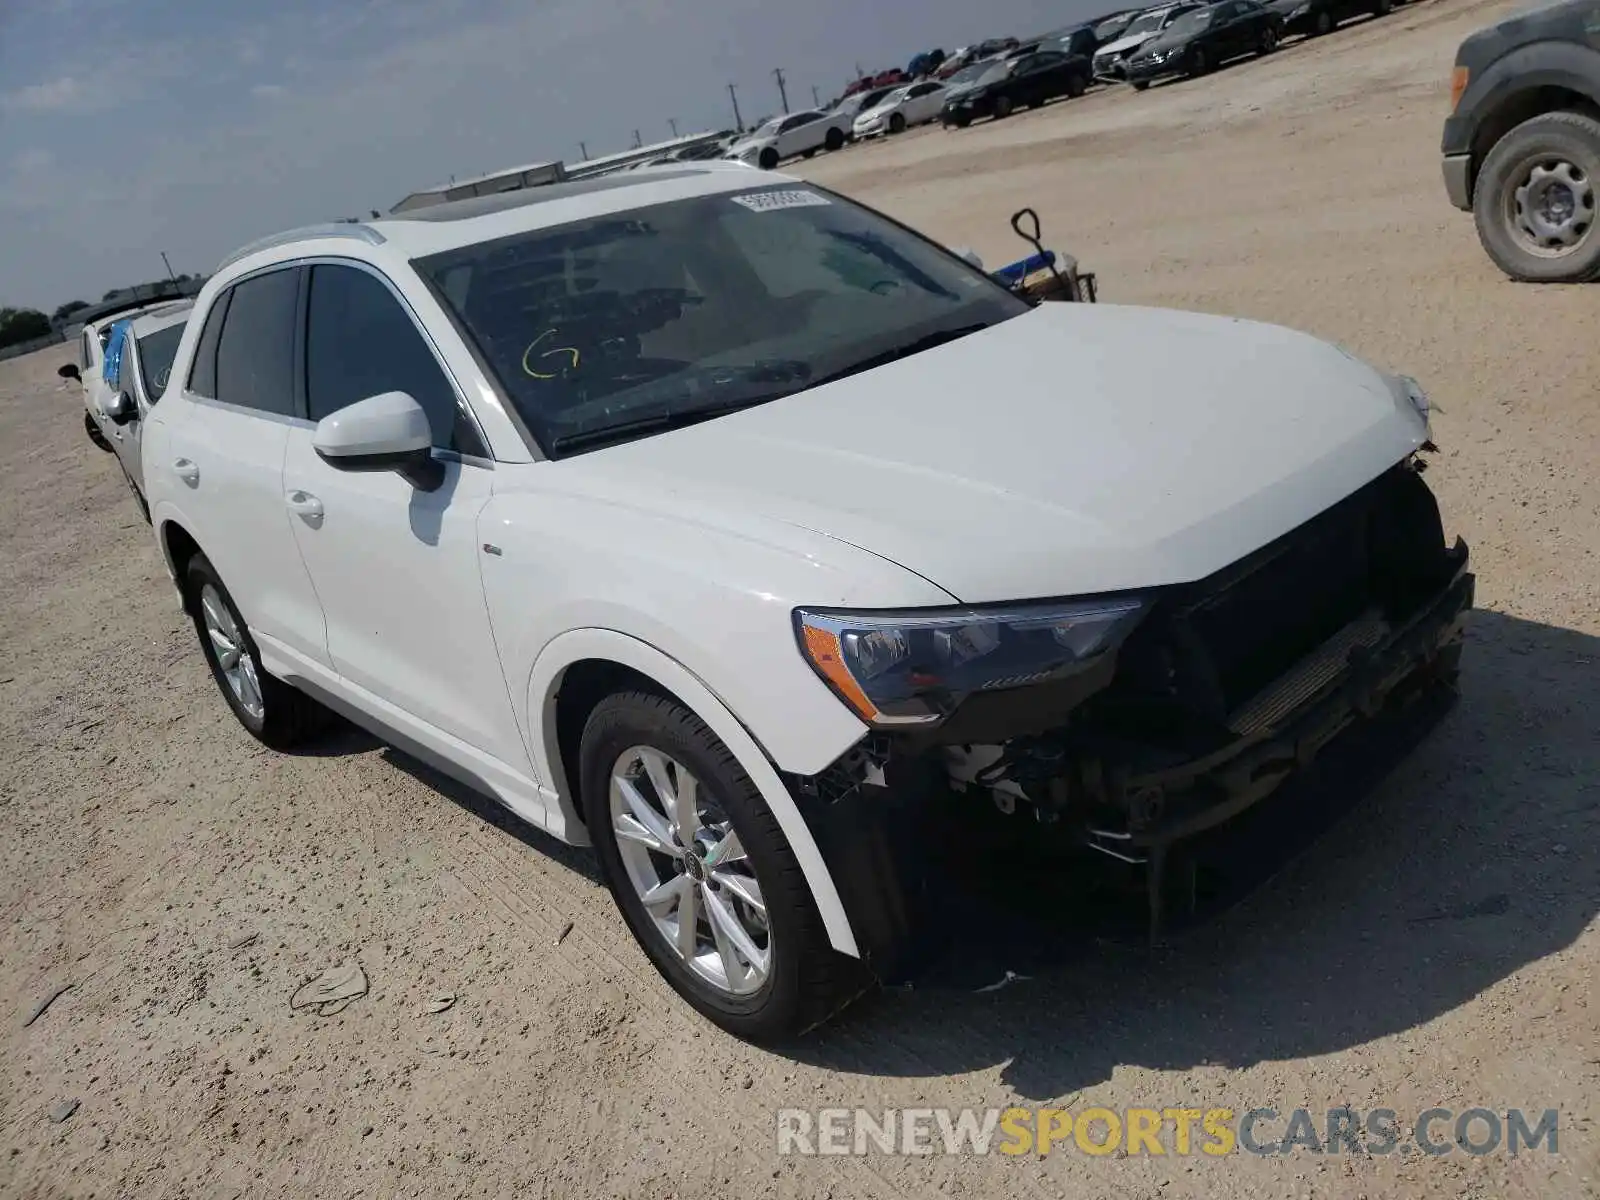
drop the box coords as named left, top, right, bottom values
left=285, top=490, right=324, bottom=521
left=173, top=457, right=199, bottom=485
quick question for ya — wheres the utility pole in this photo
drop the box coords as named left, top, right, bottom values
left=668, top=117, right=679, bottom=138
left=579, top=141, right=589, bottom=160
left=159, top=251, right=178, bottom=284
left=773, top=67, right=789, bottom=113
left=727, top=82, right=744, bottom=131
left=633, top=129, right=642, bottom=148
left=811, top=84, right=821, bottom=108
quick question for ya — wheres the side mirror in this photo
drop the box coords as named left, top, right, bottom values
left=105, top=391, right=138, bottom=425
left=312, top=391, right=443, bottom=491
left=58, top=363, right=82, bottom=381
left=953, top=247, right=984, bottom=271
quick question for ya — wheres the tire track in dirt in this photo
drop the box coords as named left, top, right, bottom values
left=444, top=817, right=927, bottom=1200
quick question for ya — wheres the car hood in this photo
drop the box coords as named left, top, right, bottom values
left=556, top=304, right=1429, bottom=605
left=1135, top=31, right=1192, bottom=55
left=1098, top=29, right=1159, bottom=56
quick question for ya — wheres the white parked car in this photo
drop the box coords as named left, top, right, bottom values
left=1093, top=2, right=1205, bottom=78
left=60, top=298, right=181, bottom=452
left=143, top=167, right=1472, bottom=1041
left=852, top=80, right=949, bottom=138
left=90, top=301, right=193, bottom=519
left=724, top=110, right=851, bottom=168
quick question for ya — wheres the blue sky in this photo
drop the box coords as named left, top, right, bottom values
left=1, top=0, right=1114, bottom=310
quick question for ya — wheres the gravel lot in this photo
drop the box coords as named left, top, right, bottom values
left=3, top=0, right=1597, bottom=1195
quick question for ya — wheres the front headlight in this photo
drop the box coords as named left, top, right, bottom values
left=794, top=598, right=1148, bottom=727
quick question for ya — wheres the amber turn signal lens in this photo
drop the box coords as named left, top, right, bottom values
left=1450, top=66, right=1469, bottom=112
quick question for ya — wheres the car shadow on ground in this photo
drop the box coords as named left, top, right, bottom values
left=783, top=607, right=1599, bottom=1099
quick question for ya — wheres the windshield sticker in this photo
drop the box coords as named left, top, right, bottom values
left=730, top=189, right=832, bottom=213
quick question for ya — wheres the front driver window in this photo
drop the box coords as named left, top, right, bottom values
left=304, top=264, right=483, bottom=455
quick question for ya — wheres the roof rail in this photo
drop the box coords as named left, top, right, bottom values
left=215, top=223, right=387, bottom=274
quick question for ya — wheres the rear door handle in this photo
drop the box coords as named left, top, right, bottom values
left=285, top=490, right=324, bottom=521
left=173, top=458, right=199, bottom=485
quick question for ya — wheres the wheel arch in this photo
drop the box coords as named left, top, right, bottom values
left=529, top=628, right=861, bottom=959
left=157, top=515, right=204, bottom=611
left=1458, top=45, right=1600, bottom=201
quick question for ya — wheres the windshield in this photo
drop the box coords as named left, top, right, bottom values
left=754, top=118, right=783, bottom=136
left=136, top=324, right=186, bottom=400
left=415, top=184, right=1028, bottom=455
left=1124, top=9, right=1172, bottom=36
left=1166, top=8, right=1213, bottom=33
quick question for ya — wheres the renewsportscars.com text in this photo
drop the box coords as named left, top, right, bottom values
left=776, top=1106, right=1560, bottom=1158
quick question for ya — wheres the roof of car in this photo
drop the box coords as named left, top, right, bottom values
left=214, top=163, right=784, bottom=277
left=126, top=301, right=194, bottom=337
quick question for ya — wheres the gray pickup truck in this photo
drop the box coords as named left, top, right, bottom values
left=1442, top=0, right=1600, bottom=281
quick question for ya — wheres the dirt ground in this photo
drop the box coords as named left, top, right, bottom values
left=3, top=0, right=1598, bottom=1194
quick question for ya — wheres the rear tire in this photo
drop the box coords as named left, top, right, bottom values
left=1373, top=0, right=1392, bottom=13
left=1472, top=111, right=1600, bottom=283
left=184, top=554, right=326, bottom=749
left=580, top=690, right=865, bottom=1041
left=1258, top=27, right=1279, bottom=53
left=1066, top=72, right=1087, bottom=99
left=1312, top=9, right=1334, bottom=34
left=823, top=127, right=845, bottom=151
left=1132, top=80, right=1151, bottom=91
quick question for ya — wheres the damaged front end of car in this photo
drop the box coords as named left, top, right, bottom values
left=788, top=459, right=1473, bottom=980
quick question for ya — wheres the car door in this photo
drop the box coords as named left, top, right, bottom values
left=1026, top=52, right=1068, bottom=100
left=907, top=81, right=945, bottom=122
left=279, top=261, right=530, bottom=771
left=167, top=267, right=334, bottom=669
left=778, top=112, right=820, bottom=156
left=1218, top=2, right=1254, bottom=56
left=110, top=333, right=143, bottom=484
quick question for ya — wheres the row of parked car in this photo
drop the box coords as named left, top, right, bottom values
left=720, top=0, right=1412, bottom=170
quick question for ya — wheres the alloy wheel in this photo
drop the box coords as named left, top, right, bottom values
left=1509, top=158, right=1595, bottom=257
left=609, top=746, right=771, bottom=995
left=200, top=583, right=264, bottom=720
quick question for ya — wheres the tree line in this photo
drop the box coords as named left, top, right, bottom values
left=0, top=275, right=206, bottom=352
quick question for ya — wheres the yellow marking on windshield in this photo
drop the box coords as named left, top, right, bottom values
left=522, top=329, right=582, bottom=379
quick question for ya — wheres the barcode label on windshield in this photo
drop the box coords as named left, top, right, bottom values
left=730, top=189, right=831, bottom=212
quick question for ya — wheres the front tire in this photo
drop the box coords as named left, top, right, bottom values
left=1472, top=111, right=1600, bottom=283
left=824, top=127, right=845, bottom=151
left=1258, top=27, right=1279, bottom=53
left=993, top=95, right=1014, bottom=119
left=184, top=553, right=325, bottom=749
left=580, top=690, right=863, bottom=1041
left=889, top=112, right=907, bottom=133
left=757, top=146, right=779, bottom=170
left=1188, top=47, right=1211, bottom=77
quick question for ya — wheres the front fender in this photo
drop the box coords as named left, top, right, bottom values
left=1444, top=39, right=1600, bottom=160
left=527, top=627, right=861, bottom=959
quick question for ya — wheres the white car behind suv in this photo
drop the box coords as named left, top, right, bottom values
left=852, top=80, right=948, bottom=137
left=724, top=110, right=851, bottom=168
left=143, top=165, right=1471, bottom=1040
left=1093, top=2, right=1204, bottom=78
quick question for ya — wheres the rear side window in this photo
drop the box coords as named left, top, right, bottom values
left=304, top=264, right=481, bottom=454
left=187, top=292, right=231, bottom=398
left=213, top=269, right=300, bottom=416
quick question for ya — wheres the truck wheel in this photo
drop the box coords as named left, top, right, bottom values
left=824, top=127, right=845, bottom=151
left=580, top=690, right=865, bottom=1041
left=1473, top=111, right=1600, bottom=283
left=758, top=147, right=779, bottom=170
left=185, top=554, right=326, bottom=749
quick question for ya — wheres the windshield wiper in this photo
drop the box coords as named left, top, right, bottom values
left=548, top=395, right=781, bottom=454
left=802, top=323, right=993, bottom=392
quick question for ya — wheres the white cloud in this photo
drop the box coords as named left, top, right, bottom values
left=4, top=77, right=88, bottom=113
